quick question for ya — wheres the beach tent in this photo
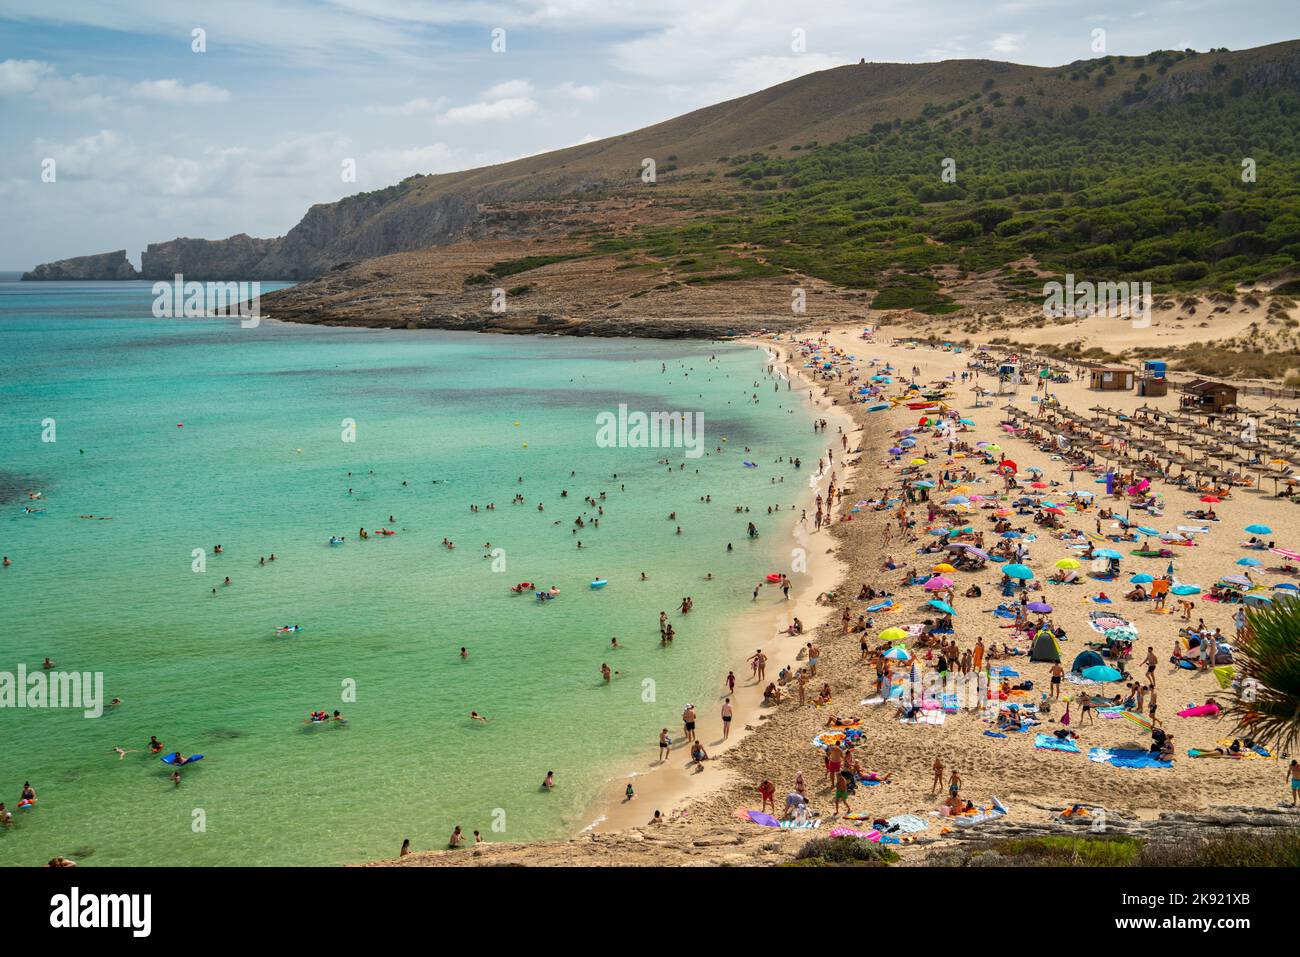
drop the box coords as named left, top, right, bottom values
left=1029, top=631, right=1062, bottom=662
left=1071, top=650, right=1106, bottom=673
left=1082, top=665, right=1123, bottom=682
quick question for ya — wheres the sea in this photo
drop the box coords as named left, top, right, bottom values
left=0, top=277, right=823, bottom=865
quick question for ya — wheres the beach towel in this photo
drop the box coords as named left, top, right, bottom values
left=1088, top=747, right=1172, bottom=769
left=1034, top=732, right=1080, bottom=753
left=745, top=810, right=781, bottom=827
left=983, top=730, right=1008, bottom=738
left=779, top=819, right=823, bottom=829
left=829, top=826, right=881, bottom=841
left=899, top=711, right=945, bottom=726
left=886, top=814, right=930, bottom=834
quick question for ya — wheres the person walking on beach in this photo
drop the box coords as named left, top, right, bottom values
left=1144, top=646, right=1157, bottom=685
left=721, top=698, right=733, bottom=739
left=681, top=704, right=697, bottom=743
left=948, top=769, right=962, bottom=800
left=749, top=649, right=767, bottom=681
left=726, top=671, right=736, bottom=694
left=1049, top=661, right=1063, bottom=699
left=931, top=756, right=944, bottom=795
left=658, top=728, right=671, bottom=763
left=807, top=642, right=820, bottom=677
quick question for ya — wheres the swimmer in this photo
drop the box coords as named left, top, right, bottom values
left=469, top=711, right=489, bottom=723
left=42, top=657, right=55, bottom=670
left=541, top=771, right=555, bottom=790
left=460, top=647, right=468, bottom=659
left=110, top=747, right=139, bottom=760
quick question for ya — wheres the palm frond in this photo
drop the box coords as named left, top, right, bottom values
left=1226, top=598, right=1300, bottom=753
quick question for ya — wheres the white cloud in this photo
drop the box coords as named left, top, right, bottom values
left=438, top=97, right=537, bottom=124
left=989, top=33, right=1026, bottom=54
left=0, top=58, right=54, bottom=95
left=366, top=96, right=448, bottom=116
left=436, top=80, right=538, bottom=125
left=484, top=79, right=534, bottom=99
left=555, top=81, right=599, bottom=101
left=130, top=79, right=232, bottom=105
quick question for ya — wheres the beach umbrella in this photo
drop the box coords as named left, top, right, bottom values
left=1171, top=584, right=1201, bottom=596
left=883, top=645, right=911, bottom=660
left=1212, top=665, right=1235, bottom=690
left=1104, top=626, right=1137, bottom=641
left=911, top=458, right=928, bottom=465
left=1129, top=573, right=1154, bottom=584
left=1200, top=495, right=1221, bottom=503
left=927, top=599, right=956, bottom=615
left=1245, top=524, right=1272, bottom=535
left=867, top=403, right=890, bottom=412
left=1001, top=530, right=1021, bottom=539
left=1027, top=601, right=1052, bottom=613
left=1237, top=557, right=1262, bottom=567
left=1083, top=665, right=1123, bottom=682
left=945, top=495, right=970, bottom=505
left=1030, top=481, right=1048, bottom=489
left=1056, top=558, right=1081, bottom=570
left=878, top=627, right=907, bottom=642
left=1275, top=583, right=1300, bottom=592
left=961, top=546, right=990, bottom=561
left=913, top=480, right=934, bottom=489
left=924, top=576, right=954, bottom=590
left=931, top=563, right=957, bottom=573
left=1136, top=526, right=1161, bottom=536
left=888, top=447, right=903, bottom=455
left=1004, top=564, right=1034, bottom=580
left=1272, top=547, right=1300, bottom=562
left=1093, top=549, right=1123, bottom=560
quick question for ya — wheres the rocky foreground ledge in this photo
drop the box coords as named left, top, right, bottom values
left=359, top=805, right=1300, bottom=867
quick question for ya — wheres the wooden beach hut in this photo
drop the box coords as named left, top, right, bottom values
left=1179, top=379, right=1238, bottom=413
left=1088, top=366, right=1135, bottom=392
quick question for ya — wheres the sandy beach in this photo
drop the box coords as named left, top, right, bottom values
left=381, top=319, right=1299, bottom=866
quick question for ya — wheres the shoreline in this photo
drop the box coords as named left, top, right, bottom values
left=577, top=334, right=861, bottom=835
left=374, top=317, right=1297, bottom=867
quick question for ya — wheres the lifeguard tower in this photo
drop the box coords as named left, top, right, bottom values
left=1136, top=360, right=1168, bottom=397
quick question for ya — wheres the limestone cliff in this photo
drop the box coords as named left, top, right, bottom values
left=140, top=234, right=280, bottom=280
left=21, top=249, right=139, bottom=280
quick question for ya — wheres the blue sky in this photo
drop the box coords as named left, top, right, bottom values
left=1, top=0, right=1296, bottom=269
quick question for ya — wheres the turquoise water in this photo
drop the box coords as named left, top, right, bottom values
left=0, top=281, right=821, bottom=865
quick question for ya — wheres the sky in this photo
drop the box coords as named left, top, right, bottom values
left=1, top=0, right=1297, bottom=270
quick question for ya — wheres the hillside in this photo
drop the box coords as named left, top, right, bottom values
left=25, top=40, right=1300, bottom=284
